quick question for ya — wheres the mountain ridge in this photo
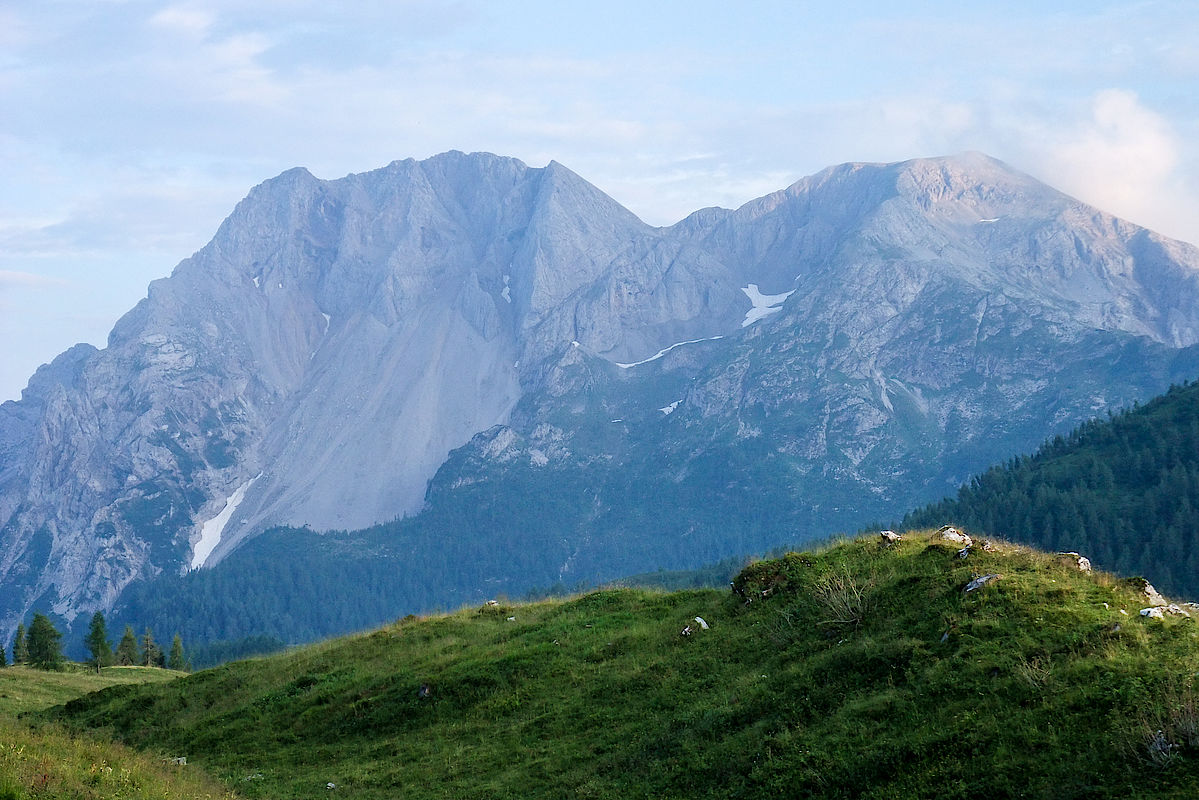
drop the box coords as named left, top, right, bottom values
left=4, top=150, right=1199, bottom=643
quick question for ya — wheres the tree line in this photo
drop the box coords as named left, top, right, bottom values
left=2, top=611, right=189, bottom=672
left=902, top=379, right=1199, bottom=599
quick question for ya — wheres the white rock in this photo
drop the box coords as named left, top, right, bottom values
left=937, top=526, right=972, bottom=546
left=963, top=574, right=1000, bottom=593
left=1057, top=552, right=1092, bottom=572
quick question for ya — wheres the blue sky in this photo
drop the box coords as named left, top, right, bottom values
left=2, top=0, right=1198, bottom=400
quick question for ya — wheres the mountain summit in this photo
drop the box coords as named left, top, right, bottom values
left=3, top=151, right=1199, bottom=638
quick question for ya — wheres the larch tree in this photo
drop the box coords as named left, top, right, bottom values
left=142, top=628, right=163, bottom=667
left=12, top=623, right=29, bottom=665
left=115, top=625, right=140, bottom=666
left=26, top=612, right=63, bottom=670
left=84, top=611, right=113, bottom=672
left=168, top=633, right=188, bottom=671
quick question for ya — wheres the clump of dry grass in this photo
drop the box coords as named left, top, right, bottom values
left=813, top=564, right=873, bottom=628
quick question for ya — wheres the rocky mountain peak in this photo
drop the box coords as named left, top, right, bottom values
left=3, top=151, right=1199, bottom=647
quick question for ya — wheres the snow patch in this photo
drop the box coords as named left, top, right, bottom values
left=741, top=284, right=795, bottom=327
left=252, top=275, right=260, bottom=289
left=190, top=474, right=260, bottom=569
left=873, top=370, right=893, bottom=413
left=501, top=274, right=512, bottom=303
left=659, top=400, right=681, bottom=415
left=615, top=335, right=724, bottom=368
left=977, top=218, right=1000, bottom=223
left=321, top=312, right=331, bottom=328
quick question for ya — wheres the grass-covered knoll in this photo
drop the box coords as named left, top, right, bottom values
left=49, top=529, right=1199, bottom=799
left=0, top=665, right=184, bottom=716
left=0, top=665, right=235, bottom=799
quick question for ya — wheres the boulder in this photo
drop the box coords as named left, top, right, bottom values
left=964, top=573, right=1000, bottom=593
left=1057, top=552, right=1092, bottom=572
left=1126, top=577, right=1167, bottom=606
left=937, top=525, right=972, bottom=547
left=880, top=530, right=902, bottom=546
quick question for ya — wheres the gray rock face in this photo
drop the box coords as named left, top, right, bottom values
left=3, top=150, right=1199, bottom=639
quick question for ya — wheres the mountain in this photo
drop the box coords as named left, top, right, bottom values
left=4, top=150, right=1199, bottom=644
left=47, top=530, right=1199, bottom=798
left=903, top=379, right=1199, bottom=597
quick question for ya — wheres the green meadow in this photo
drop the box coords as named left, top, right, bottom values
left=18, top=528, right=1199, bottom=799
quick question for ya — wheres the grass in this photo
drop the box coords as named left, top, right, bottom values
left=30, top=528, right=1199, bottom=797
left=0, top=665, right=237, bottom=799
left=0, top=716, right=238, bottom=800
left=0, top=665, right=185, bottom=716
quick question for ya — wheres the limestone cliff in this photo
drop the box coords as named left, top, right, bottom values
left=3, top=151, right=1199, bottom=639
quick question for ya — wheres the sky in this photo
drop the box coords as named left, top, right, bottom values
left=2, top=0, right=1198, bottom=401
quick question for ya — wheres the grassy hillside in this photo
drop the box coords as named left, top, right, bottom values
left=47, top=529, right=1199, bottom=799
left=903, top=379, right=1199, bottom=598
left=0, top=665, right=236, bottom=799
left=0, top=664, right=183, bottom=716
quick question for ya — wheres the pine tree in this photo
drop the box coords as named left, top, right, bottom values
left=115, top=625, right=140, bottom=666
left=142, top=628, right=163, bottom=668
left=84, top=611, right=113, bottom=672
left=0, top=644, right=6, bottom=667
left=168, top=633, right=188, bottom=671
left=26, top=612, right=63, bottom=670
left=13, top=623, right=28, bottom=665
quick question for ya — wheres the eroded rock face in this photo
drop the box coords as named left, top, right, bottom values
left=4, top=150, right=1199, bottom=639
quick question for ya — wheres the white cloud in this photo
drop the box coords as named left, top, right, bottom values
left=1049, top=90, right=1179, bottom=215
left=147, top=5, right=214, bottom=37
left=997, top=89, right=1199, bottom=244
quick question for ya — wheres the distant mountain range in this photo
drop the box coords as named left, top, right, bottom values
left=4, top=150, right=1199, bottom=643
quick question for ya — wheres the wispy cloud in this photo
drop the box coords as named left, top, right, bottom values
left=147, top=5, right=215, bottom=37
left=0, top=270, right=69, bottom=289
